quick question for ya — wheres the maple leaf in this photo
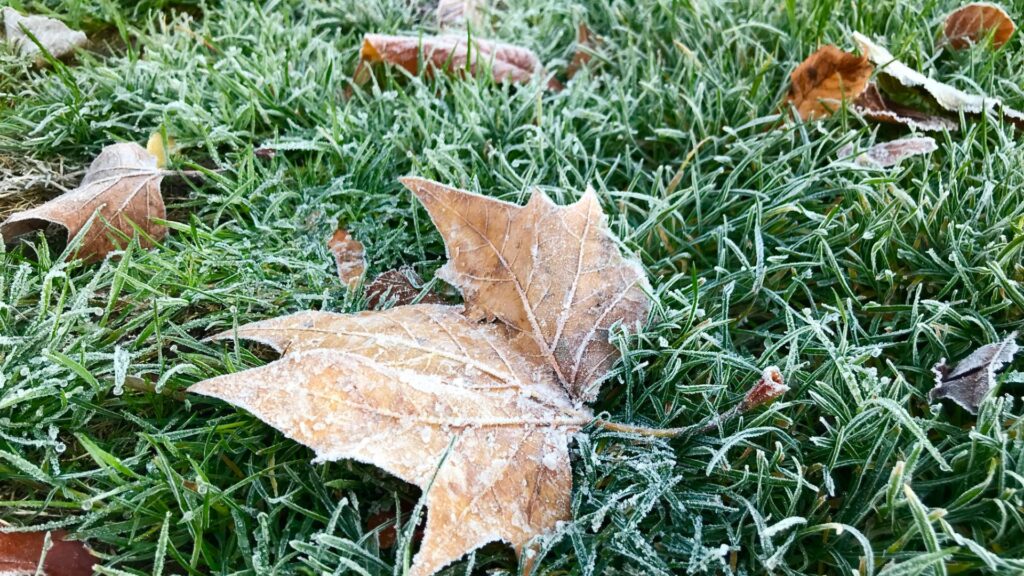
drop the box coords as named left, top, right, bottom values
left=356, top=33, right=547, bottom=87
left=327, top=228, right=366, bottom=289
left=930, top=332, right=1019, bottom=414
left=784, top=45, right=873, bottom=121
left=0, top=530, right=96, bottom=576
left=189, top=179, right=651, bottom=576
left=0, top=143, right=165, bottom=261
left=400, top=177, right=651, bottom=403
left=2, top=8, right=87, bottom=63
left=944, top=2, right=1016, bottom=50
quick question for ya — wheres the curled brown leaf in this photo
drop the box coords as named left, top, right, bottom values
left=944, top=2, right=1016, bottom=49
left=366, top=267, right=443, bottom=308
left=356, top=33, right=548, bottom=87
left=2, top=8, right=87, bottom=62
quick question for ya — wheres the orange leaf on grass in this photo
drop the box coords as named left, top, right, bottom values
left=327, top=228, right=366, bottom=289
left=944, top=2, right=1016, bottom=49
left=785, top=45, right=873, bottom=120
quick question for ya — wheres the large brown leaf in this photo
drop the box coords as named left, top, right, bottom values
left=2, top=8, right=87, bottom=62
left=944, top=3, right=1016, bottom=49
left=0, top=530, right=96, bottom=576
left=400, top=177, right=651, bottom=403
left=194, top=305, right=590, bottom=576
left=0, top=143, right=165, bottom=261
left=785, top=45, right=873, bottom=120
left=357, top=33, right=545, bottom=86
left=190, top=179, right=652, bottom=575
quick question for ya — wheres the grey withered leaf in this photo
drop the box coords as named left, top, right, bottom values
left=930, top=332, right=1020, bottom=414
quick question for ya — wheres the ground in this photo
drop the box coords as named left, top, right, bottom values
left=1, top=0, right=1023, bottom=574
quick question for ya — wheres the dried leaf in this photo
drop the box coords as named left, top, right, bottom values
left=0, top=143, right=166, bottom=261
left=785, top=45, right=873, bottom=120
left=436, top=0, right=484, bottom=29
left=2, top=8, right=87, bottom=62
left=854, top=32, right=1020, bottom=123
left=366, top=267, right=444, bottom=308
left=327, top=229, right=366, bottom=289
left=944, top=2, right=1016, bottom=49
left=190, top=179, right=652, bottom=575
left=400, top=177, right=651, bottom=403
left=838, top=136, right=938, bottom=167
left=930, top=332, right=1019, bottom=414
left=193, top=305, right=591, bottom=576
left=565, top=23, right=598, bottom=80
left=739, top=366, right=788, bottom=412
left=851, top=83, right=959, bottom=131
left=357, top=33, right=544, bottom=86
left=0, top=530, right=96, bottom=576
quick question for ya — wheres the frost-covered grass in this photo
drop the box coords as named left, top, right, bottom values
left=2, top=0, right=1024, bottom=574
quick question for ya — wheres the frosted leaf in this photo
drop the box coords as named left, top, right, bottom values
left=1, top=143, right=165, bottom=261
left=929, top=332, right=1019, bottom=414
left=327, top=228, right=365, bottom=289
left=2, top=8, right=87, bottom=63
left=401, top=178, right=651, bottom=403
left=839, top=137, right=938, bottom=167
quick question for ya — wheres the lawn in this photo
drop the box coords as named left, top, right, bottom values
left=1, top=0, right=1024, bottom=574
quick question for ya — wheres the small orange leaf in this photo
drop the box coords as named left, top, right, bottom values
left=327, top=229, right=365, bottom=288
left=944, top=2, right=1016, bottom=49
left=356, top=33, right=546, bottom=86
left=0, top=530, right=96, bottom=576
left=785, top=45, right=873, bottom=121
left=565, top=23, right=598, bottom=80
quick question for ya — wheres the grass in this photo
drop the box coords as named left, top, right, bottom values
left=1, top=0, right=1024, bottom=574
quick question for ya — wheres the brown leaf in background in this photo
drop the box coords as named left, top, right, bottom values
left=327, top=229, right=366, bottom=288
left=944, top=3, right=1016, bottom=49
left=356, top=34, right=545, bottom=86
left=401, top=177, right=651, bottom=403
left=2, top=8, right=87, bottom=62
left=192, top=305, right=591, bottom=576
left=565, top=23, right=598, bottom=80
left=190, top=178, right=652, bottom=575
left=838, top=136, right=938, bottom=167
left=436, top=0, right=484, bottom=29
left=930, top=332, right=1019, bottom=414
left=852, top=83, right=958, bottom=131
left=0, top=143, right=165, bottom=261
left=785, top=45, right=873, bottom=120
left=0, top=530, right=96, bottom=576
left=366, top=267, right=443, bottom=308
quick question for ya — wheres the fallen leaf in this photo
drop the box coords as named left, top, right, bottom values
left=190, top=178, right=652, bottom=575
left=838, top=136, right=938, bottom=167
left=0, top=143, right=166, bottom=261
left=2, top=8, right=87, bottom=62
left=738, top=366, right=788, bottom=412
left=436, top=0, right=484, bottom=29
left=327, top=229, right=366, bottom=289
left=944, top=3, right=1016, bottom=49
left=785, top=45, right=873, bottom=120
left=854, top=32, right=1019, bottom=123
left=366, top=267, right=444, bottom=308
left=400, top=177, right=651, bottom=403
left=930, top=332, right=1019, bottom=414
left=852, top=83, right=959, bottom=131
left=565, top=23, right=598, bottom=80
left=356, top=33, right=546, bottom=87
left=0, top=530, right=96, bottom=576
